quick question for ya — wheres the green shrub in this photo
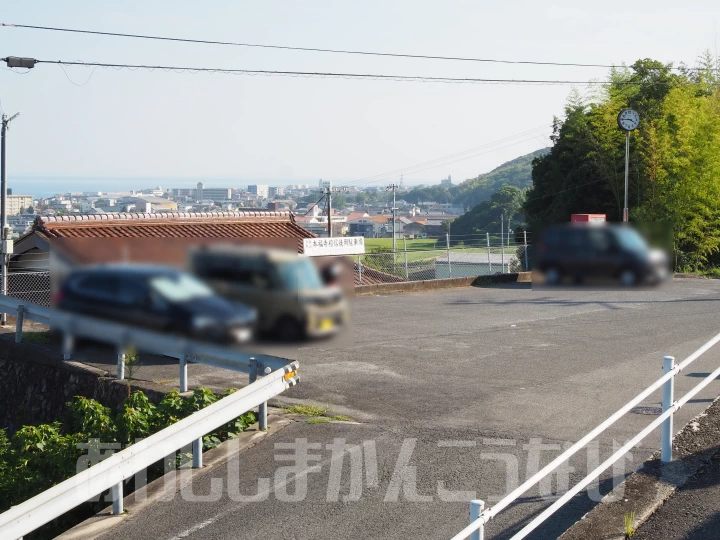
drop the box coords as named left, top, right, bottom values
left=0, top=387, right=257, bottom=538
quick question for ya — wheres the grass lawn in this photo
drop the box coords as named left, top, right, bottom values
left=364, top=238, right=439, bottom=251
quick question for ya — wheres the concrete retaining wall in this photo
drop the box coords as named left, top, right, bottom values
left=0, top=337, right=169, bottom=433
left=354, top=272, right=531, bottom=295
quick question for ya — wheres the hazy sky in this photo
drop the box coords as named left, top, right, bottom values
left=1, top=1, right=718, bottom=189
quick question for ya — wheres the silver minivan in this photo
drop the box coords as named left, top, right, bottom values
left=189, top=244, right=349, bottom=341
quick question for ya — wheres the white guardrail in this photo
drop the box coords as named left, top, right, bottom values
left=0, top=294, right=300, bottom=540
left=0, top=293, right=292, bottom=400
left=451, top=330, right=720, bottom=540
left=0, top=365, right=299, bottom=540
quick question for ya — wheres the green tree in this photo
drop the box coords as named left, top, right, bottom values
left=525, top=53, right=720, bottom=272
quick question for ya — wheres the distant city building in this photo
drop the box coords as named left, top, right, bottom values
left=131, top=196, right=178, bottom=213
left=248, top=184, right=269, bottom=198
left=8, top=194, right=33, bottom=216
left=8, top=214, right=35, bottom=238
left=441, top=175, right=452, bottom=187
left=171, top=188, right=196, bottom=198
left=201, top=188, right=232, bottom=201
left=171, top=183, right=231, bottom=202
left=269, top=186, right=285, bottom=197
left=319, top=179, right=332, bottom=190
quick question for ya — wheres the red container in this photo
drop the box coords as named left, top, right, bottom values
left=571, top=214, right=606, bottom=223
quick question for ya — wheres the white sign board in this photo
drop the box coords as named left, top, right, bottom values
left=303, top=236, right=365, bottom=256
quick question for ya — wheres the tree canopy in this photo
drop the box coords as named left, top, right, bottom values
left=449, top=185, right=525, bottom=243
left=525, top=54, right=720, bottom=271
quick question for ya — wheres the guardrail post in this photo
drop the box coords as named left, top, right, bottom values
left=661, top=355, right=676, bottom=463
left=192, top=437, right=203, bottom=468
left=117, top=350, right=126, bottom=381
left=111, top=482, right=123, bottom=514
left=249, top=357, right=257, bottom=385
left=15, top=304, right=24, bottom=343
left=357, top=254, right=362, bottom=284
left=180, top=354, right=188, bottom=392
left=523, top=230, right=528, bottom=271
left=249, top=357, right=267, bottom=429
left=258, top=364, right=270, bottom=431
left=62, top=333, right=74, bottom=361
left=470, top=499, right=485, bottom=540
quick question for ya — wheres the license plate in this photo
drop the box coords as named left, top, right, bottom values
left=233, top=328, right=252, bottom=342
left=319, top=318, right=334, bottom=331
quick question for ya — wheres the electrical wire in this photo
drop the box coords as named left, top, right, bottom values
left=0, top=23, right=631, bottom=69
left=298, top=194, right=326, bottom=217
left=344, top=132, right=552, bottom=188
left=58, top=63, right=99, bottom=86
left=341, top=125, right=552, bottom=187
left=4, top=22, right=709, bottom=73
left=16, top=59, right=713, bottom=87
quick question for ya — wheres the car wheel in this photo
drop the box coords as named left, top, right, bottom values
left=619, top=269, right=638, bottom=287
left=544, top=267, right=562, bottom=286
left=275, top=316, right=304, bottom=342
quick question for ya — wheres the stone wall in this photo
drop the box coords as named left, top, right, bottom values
left=0, top=337, right=168, bottom=434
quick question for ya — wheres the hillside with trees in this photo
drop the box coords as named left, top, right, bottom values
left=401, top=147, right=549, bottom=208
left=525, top=54, right=720, bottom=272
left=451, top=147, right=550, bottom=209
left=449, top=185, right=526, bottom=244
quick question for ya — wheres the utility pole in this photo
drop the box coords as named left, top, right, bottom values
left=323, top=184, right=347, bottom=237
left=1, top=111, right=21, bottom=326
left=325, top=186, right=332, bottom=237
left=386, top=184, right=399, bottom=252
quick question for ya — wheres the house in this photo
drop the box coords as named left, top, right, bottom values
left=424, top=219, right=452, bottom=237
left=9, top=211, right=403, bottom=302
left=347, top=215, right=374, bottom=238
left=404, top=221, right=425, bottom=238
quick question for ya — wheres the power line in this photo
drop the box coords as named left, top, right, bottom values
left=10, top=59, right=713, bottom=87
left=343, top=133, right=552, bottom=189
left=299, top=194, right=326, bottom=217
left=347, top=124, right=552, bottom=185
left=0, top=22, right=630, bottom=69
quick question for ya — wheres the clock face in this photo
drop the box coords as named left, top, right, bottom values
left=617, top=109, right=640, bottom=131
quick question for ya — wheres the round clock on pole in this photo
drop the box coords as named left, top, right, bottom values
left=617, top=109, right=640, bottom=131
left=618, top=109, right=640, bottom=222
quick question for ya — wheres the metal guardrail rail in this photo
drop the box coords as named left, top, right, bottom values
left=0, top=364, right=299, bottom=540
left=0, top=294, right=291, bottom=396
left=451, top=330, right=720, bottom=540
left=0, top=293, right=300, bottom=540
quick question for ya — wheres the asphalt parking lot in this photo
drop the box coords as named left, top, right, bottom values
left=94, top=279, right=720, bottom=539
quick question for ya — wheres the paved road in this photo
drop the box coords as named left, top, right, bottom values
left=100, top=279, right=720, bottom=540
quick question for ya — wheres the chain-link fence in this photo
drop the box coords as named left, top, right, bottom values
left=7, top=271, right=51, bottom=306
left=357, top=245, right=530, bottom=284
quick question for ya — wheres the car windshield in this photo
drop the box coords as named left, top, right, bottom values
left=149, top=273, right=215, bottom=302
left=614, top=228, right=649, bottom=252
left=275, top=258, right=324, bottom=290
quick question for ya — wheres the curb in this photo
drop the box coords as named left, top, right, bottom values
left=55, top=409, right=296, bottom=540
left=559, top=396, right=720, bottom=540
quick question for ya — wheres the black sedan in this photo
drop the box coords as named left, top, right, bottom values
left=54, top=265, right=257, bottom=344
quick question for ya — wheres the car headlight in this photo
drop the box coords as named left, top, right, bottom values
left=192, top=316, right=217, bottom=329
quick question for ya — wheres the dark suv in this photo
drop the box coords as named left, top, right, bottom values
left=54, top=265, right=258, bottom=343
left=535, top=224, right=671, bottom=286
